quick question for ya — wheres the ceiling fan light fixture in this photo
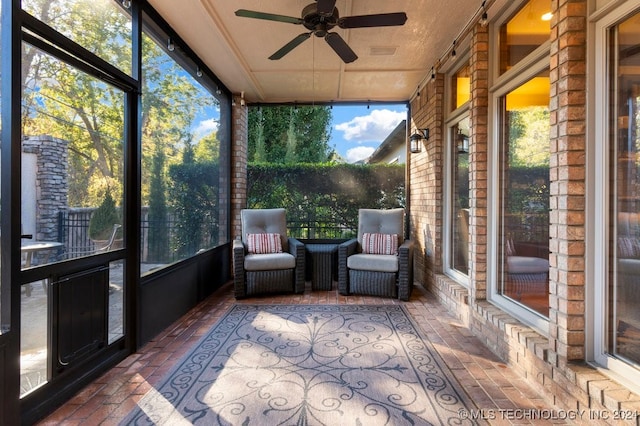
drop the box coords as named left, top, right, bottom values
left=235, top=3, right=407, bottom=63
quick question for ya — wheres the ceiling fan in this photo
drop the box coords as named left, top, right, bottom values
left=235, top=0, right=407, bottom=63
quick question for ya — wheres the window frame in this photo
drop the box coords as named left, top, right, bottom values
left=444, top=109, right=471, bottom=285
left=488, top=0, right=551, bottom=333
left=442, top=48, right=472, bottom=284
left=591, top=1, right=640, bottom=395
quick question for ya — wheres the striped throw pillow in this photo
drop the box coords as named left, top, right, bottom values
left=246, top=233, right=282, bottom=254
left=362, top=233, right=398, bottom=255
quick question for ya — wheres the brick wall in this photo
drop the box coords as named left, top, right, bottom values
left=409, top=73, right=445, bottom=286
left=548, top=0, right=588, bottom=364
left=231, top=94, right=248, bottom=240
left=469, top=22, right=489, bottom=302
left=408, top=0, right=640, bottom=422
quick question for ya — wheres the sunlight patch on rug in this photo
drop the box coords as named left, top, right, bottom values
left=122, top=305, right=478, bottom=425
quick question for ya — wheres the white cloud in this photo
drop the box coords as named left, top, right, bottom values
left=346, top=146, right=375, bottom=163
left=335, top=109, right=405, bottom=143
left=194, top=118, right=218, bottom=139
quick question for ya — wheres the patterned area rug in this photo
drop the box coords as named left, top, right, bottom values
left=122, top=304, right=478, bottom=425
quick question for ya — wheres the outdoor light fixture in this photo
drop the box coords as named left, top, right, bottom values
left=457, top=131, right=469, bottom=153
left=167, top=37, right=175, bottom=52
left=409, top=128, right=429, bottom=154
left=479, top=1, right=489, bottom=27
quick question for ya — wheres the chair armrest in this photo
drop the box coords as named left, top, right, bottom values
left=288, top=238, right=306, bottom=293
left=233, top=239, right=246, bottom=257
left=233, top=239, right=247, bottom=298
left=338, top=238, right=358, bottom=295
left=398, top=239, right=414, bottom=301
left=338, top=238, right=358, bottom=257
left=398, top=239, right=413, bottom=256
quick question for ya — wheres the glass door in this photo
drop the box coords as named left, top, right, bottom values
left=19, top=42, right=126, bottom=398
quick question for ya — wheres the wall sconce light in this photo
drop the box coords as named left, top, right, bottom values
left=479, top=1, right=489, bottom=27
left=409, top=128, right=429, bottom=154
left=457, top=132, right=469, bottom=153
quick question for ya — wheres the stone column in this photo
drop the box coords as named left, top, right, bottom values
left=22, top=135, right=69, bottom=242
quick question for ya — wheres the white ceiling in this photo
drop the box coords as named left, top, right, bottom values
left=148, top=0, right=485, bottom=104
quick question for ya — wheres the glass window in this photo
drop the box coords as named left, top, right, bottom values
left=21, top=44, right=125, bottom=265
left=22, top=0, right=132, bottom=75
left=608, top=11, right=640, bottom=368
left=451, top=62, right=471, bottom=111
left=498, top=69, right=550, bottom=317
left=140, top=31, right=225, bottom=272
left=499, top=0, right=552, bottom=75
left=451, top=117, right=470, bottom=276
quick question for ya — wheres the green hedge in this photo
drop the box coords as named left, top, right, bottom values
left=248, top=163, right=406, bottom=239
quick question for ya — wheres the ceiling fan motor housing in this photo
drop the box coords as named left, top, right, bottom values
left=302, top=3, right=339, bottom=37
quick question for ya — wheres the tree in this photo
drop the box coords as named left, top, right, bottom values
left=248, top=105, right=333, bottom=164
left=508, top=107, right=550, bottom=167
left=89, top=188, right=120, bottom=241
left=147, top=148, right=169, bottom=262
left=20, top=0, right=218, bottom=209
left=21, top=0, right=134, bottom=206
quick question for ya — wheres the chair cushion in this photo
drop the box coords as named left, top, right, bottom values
left=362, top=233, right=398, bottom=255
left=241, top=208, right=288, bottom=251
left=357, top=208, right=404, bottom=247
left=244, top=252, right=296, bottom=271
left=347, top=253, right=398, bottom=273
left=246, top=233, right=282, bottom=254
left=507, top=256, right=549, bottom=274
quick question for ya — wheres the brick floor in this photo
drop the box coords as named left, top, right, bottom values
left=37, top=282, right=572, bottom=425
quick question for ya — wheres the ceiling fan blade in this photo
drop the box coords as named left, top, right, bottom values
left=269, top=33, right=312, bottom=60
left=316, top=0, right=337, bottom=15
left=325, top=33, right=357, bottom=63
left=235, top=9, right=303, bottom=25
left=339, top=12, right=408, bottom=28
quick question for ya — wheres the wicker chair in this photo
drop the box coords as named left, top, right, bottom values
left=233, top=208, right=305, bottom=299
left=505, top=242, right=549, bottom=300
left=338, top=208, right=413, bottom=301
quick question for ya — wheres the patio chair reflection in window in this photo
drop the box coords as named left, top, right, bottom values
left=505, top=237, right=549, bottom=301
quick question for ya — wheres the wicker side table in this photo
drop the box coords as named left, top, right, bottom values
left=305, top=243, right=338, bottom=290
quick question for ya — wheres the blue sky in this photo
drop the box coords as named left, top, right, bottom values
left=329, top=104, right=408, bottom=163
left=194, top=102, right=408, bottom=164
